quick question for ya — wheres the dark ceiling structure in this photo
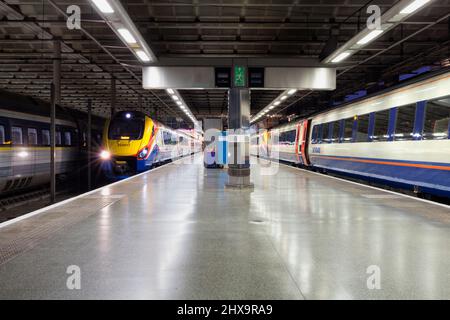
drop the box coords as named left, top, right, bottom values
left=0, top=0, right=449, bottom=127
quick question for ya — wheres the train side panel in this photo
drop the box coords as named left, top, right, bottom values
left=307, top=71, right=450, bottom=197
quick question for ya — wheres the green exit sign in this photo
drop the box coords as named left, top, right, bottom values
left=234, top=66, right=246, bottom=87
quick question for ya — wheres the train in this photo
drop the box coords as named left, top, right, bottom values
left=251, top=70, right=450, bottom=199
left=0, top=90, right=105, bottom=196
left=100, top=111, right=202, bottom=176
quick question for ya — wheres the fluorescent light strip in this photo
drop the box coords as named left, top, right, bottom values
left=400, top=0, right=430, bottom=14
left=331, top=51, right=352, bottom=63
left=357, top=29, right=384, bottom=45
left=91, top=0, right=114, bottom=13
left=117, top=28, right=137, bottom=44
left=287, top=89, right=297, bottom=95
left=135, top=50, right=150, bottom=62
left=166, top=89, right=175, bottom=95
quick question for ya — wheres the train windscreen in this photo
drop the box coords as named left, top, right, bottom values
left=108, top=114, right=144, bottom=140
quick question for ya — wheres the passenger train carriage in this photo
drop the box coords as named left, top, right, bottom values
left=0, top=90, right=105, bottom=196
left=101, top=111, right=201, bottom=176
left=252, top=70, right=450, bottom=198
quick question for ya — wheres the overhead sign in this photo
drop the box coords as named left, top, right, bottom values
left=143, top=66, right=335, bottom=90
left=248, top=67, right=264, bottom=88
left=215, top=67, right=231, bottom=88
left=234, top=66, right=246, bottom=87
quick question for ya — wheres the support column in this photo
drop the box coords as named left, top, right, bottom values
left=50, top=40, right=61, bottom=203
left=226, top=62, right=253, bottom=189
left=111, top=77, right=116, bottom=117
left=87, top=99, right=92, bottom=191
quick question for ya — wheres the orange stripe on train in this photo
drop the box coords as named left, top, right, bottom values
left=311, top=155, right=450, bottom=171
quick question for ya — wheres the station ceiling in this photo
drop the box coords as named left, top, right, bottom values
left=0, top=0, right=449, bottom=127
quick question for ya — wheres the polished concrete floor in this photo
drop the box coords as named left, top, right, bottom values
left=0, top=155, right=449, bottom=299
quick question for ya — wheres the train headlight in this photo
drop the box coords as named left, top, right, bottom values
left=100, top=150, right=111, bottom=160
left=138, top=147, right=149, bottom=159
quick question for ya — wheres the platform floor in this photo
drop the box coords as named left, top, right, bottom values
left=0, top=155, right=449, bottom=299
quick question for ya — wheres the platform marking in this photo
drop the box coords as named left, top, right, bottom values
left=0, top=155, right=194, bottom=229
left=361, top=194, right=402, bottom=199
left=84, top=194, right=126, bottom=199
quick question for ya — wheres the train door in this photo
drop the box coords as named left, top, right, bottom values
left=299, top=120, right=310, bottom=165
left=0, top=118, right=12, bottom=191
left=295, top=124, right=301, bottom=163
left=26, top=127, right=38, bottom=178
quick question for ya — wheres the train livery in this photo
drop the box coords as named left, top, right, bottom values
left=100, top=111, right=201, bottom=175
left=0, top=90, right=105, bottom=196
left=252, top=70, right=450, bottom=198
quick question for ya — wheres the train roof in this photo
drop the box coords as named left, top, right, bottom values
left=0, top=89, right=105, bottom=128
left=267, top=67, right=450, bottom=132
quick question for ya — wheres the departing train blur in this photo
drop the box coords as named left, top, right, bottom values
left=0, top=90, right=105, bottom=196
left=100, top=111, right=202, bottom=175
left=252, top=70, right=450, bottom=198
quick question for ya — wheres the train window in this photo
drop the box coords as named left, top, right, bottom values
left=342, top=118, right=354, bottom=143
left=280, top=130, right=296, bottom=144
left=56, top=131, right=62, bottom=146
left=11, top=126, right=23, bottom=144
left=395, top=104, right=416, bottom=141
left=108, top=116, right=144, bottom=140
left=355, top=114, right=370, bottom=142
left=28, top=128, right=38, bottom=145
left=322, top=123, right=331, bottom=143
left=64, top=132, right=72, bottom=146
left=42, top=130, right=50, bottom=146
left=0, top=125, right=5, bottom=145
left=423, top=98, right=450, bottom=140
left=372, top=109, right=390, bottom=142
left=332, top=121, right=341, bottom=143
left=311, top=125, right=319, bottom=144
left=163, top=131, right=176, bottom=145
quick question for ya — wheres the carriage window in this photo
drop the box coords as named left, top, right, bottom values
left=372, top=109, right=390, bottom=142
left=342, top=118, right=354, bottom=143
left=42, top=130, right=50, bottom=146
left=56, top=131, right=62, bottom=146
left=28, top=128, right=38, bottom=145
left=0, top=125, right=5, bottom=145
left=355, top=114, right=370, bottom=142
left=332, top=121, right=341, bottom=143
left=280, top=130, right=296, bottom=144
left=163, top=131, right=176, bottom=145
left=311, top=125, right=319, bottom=144
left=395, top=104, right=416, bottom=141
left=322, top=123, right=331, bottom=143
left=423, top=98, right=450, bottom=140
left=64, top=131, right=72, bottom=146
left=11, top=127, right=23, bottom=144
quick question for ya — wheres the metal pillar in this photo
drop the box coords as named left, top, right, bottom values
left=226, top=62, right=253, bottom=188
left=87, top=99, right=92, bottom=191
left=111, top=77, right=116, bottom=116
left=51, top=40, right=61, bottom=203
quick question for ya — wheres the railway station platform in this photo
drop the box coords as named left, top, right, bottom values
left=0, top=154, right=449, bottom=300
